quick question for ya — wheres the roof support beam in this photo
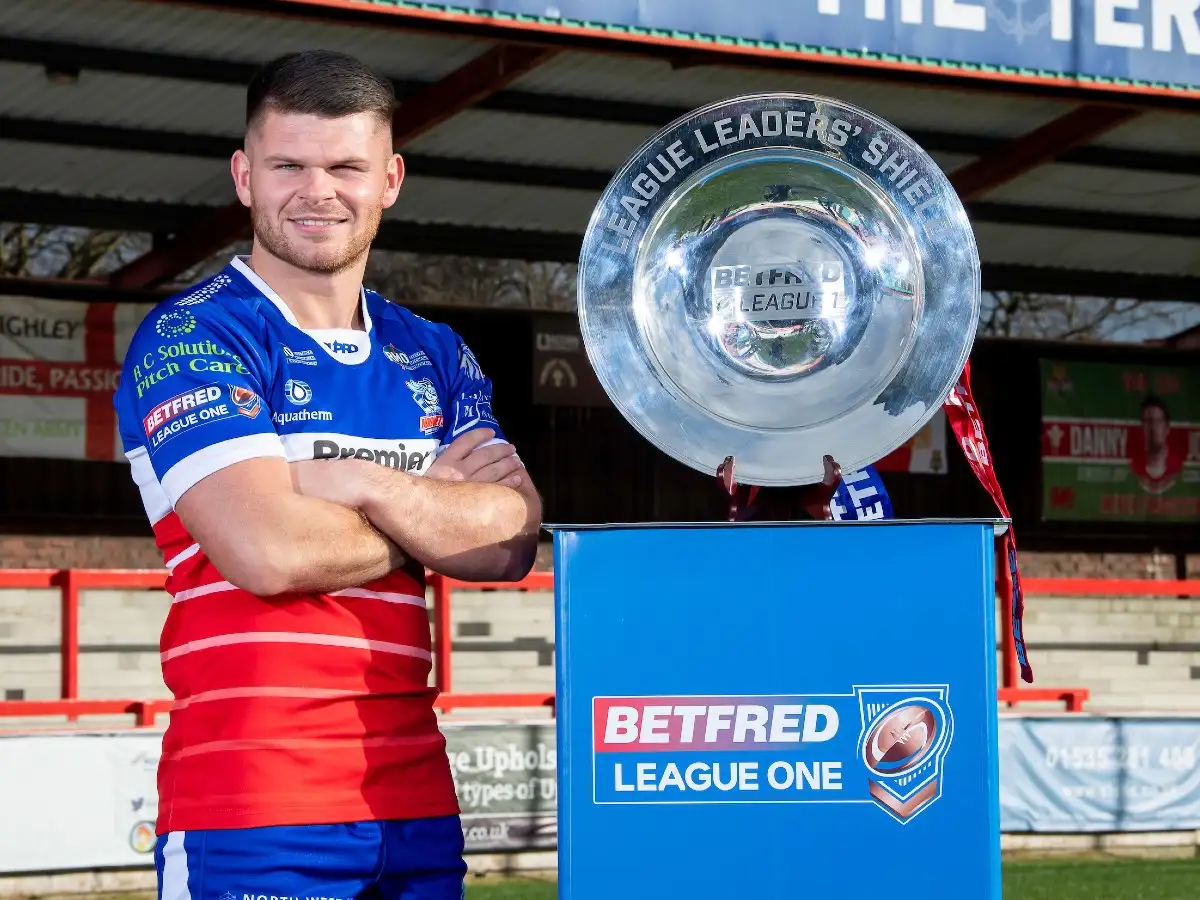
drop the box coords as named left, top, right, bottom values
left=949, top=105, right=1143, bottom=201
left=105, top=42, right=557, bottom=289
left=5, top=113, right=1200, bottom=179
left=5, top=188, right=1198, bottom=252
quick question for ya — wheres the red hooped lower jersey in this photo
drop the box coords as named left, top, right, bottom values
left=114, top=257, right=509, bottom=833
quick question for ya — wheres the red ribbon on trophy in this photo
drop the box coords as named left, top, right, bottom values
left=943, top=361, right=1033, bottom=684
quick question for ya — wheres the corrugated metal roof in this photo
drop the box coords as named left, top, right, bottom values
left=385, top=177, right=597, bottom=233
left=0, top=0, right=487, bottom=80
left=0, top=62, right=244, bottom=136
left=984, top=165, right=1200, bottom=218
left=1089, top=111, right=1200, bottom=156
left=0, top=0, right=1195, bottom=287
left=974, top=223, right=1200, bottom=277
left=0, top=140, right=229, bottom=203
left=405, top=110, right=654, bottom=169
left=514, top=50, right=1078, bottom=140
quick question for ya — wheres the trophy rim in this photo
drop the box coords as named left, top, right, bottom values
left=577, top=91, right=980, bottom=486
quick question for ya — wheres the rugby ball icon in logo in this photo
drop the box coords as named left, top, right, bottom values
left=864, top=703, right=938, bottom=775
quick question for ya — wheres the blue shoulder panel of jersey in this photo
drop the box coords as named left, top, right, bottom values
left=373, top=295, right=508, bottom=447
left=830, top=465, right=894, bottom=520
left=114, top=274, right=284, bottom=504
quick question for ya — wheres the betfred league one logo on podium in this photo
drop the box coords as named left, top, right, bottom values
left=857, top=687, right=954, bottom=823
left=592, top=685, right=954, bottom=822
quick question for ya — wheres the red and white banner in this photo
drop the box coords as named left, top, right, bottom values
left=875, top=408, right=947, bottom=475
left=0, top=295, right=154, bottom=461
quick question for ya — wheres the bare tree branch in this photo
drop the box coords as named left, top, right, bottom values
left=0, top=222, right=149, bottom=279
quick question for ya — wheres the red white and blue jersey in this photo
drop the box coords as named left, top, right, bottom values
left=115, top=256, right=505, bottom=834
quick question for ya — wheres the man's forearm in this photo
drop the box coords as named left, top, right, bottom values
left=256, top=495, right=405, bottom=595
left=355, top=466, right=540, bottom=581
left=185, top=485, right=403, bottom=596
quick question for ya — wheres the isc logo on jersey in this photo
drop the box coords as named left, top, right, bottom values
left=143, top=384, right=237, bottom=449
left=282, top=345, right=318, bottom=367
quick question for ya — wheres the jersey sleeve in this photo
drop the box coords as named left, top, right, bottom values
left=116, top=306, right=284, bottom=511
left=830, top=465, right=894, bottom=521
left=441, top=336, right=509, bottom=446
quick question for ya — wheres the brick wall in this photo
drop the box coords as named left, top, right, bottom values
left=0, top=535, right=162, bottom=569
left=1021, top=551, right=1187, bottom=580
left=0, top=535, right=556, bottom=572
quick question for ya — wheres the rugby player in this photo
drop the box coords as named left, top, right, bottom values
left=115, top=50, right=541, bottom=900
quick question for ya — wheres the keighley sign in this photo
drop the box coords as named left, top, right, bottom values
left=417, top=0, right=1200, bottom=92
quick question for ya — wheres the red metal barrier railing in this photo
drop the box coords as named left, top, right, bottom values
left=997, top=578, right=1200, bottom=713
left=1, top=567, right=1197, bottom=725
left=0, top=567, right=554, bottom=728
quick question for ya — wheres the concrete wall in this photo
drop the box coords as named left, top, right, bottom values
left=1008, top=594, right=1200, bottom=712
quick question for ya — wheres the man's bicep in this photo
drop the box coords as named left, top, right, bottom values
left=173, top=456, right=295, bottom=550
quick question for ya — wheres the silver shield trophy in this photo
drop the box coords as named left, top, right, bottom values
left=576, top=93, right=980, bottom=504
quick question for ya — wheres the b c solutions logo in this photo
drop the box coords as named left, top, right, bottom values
left=590, top=684, right=953, bottom=823
left=155, top=310, right=196, bottom=337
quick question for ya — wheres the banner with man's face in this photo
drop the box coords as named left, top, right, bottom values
left=1040, top=359, right=1199, bottom=522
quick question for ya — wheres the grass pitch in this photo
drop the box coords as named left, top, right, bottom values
left=465, top=857, right=1200, bottom=899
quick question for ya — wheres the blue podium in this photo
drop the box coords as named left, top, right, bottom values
left=551, top=520, right=1003, bottom=899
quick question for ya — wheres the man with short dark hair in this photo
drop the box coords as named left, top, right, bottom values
left=1131, top=394, right=1184, bottom=494
left=115, top=50, right=541, bottom=900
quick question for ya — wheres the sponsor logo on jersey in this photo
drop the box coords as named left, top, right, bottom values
left=323, top=339, right=360, bottom=355
left=459, top=343, right=484, bottom=381
left=451, top=389, right=498, bottom=437
left=383, top=344, right=431, bottom=370
left=143, top=385, right=222, bottom=437
left=272, top=409, right=333, bottom=426
left=312, top=437, right=435, bottom=472
left=284, top=379, right=312, bottom=406
left=282, top=345, right=318, bottom=367
left=407, top=378, right=443, bottom=435
left=230, top=385, right=261, bottom=418
left=155, top=310, right=196, bottom=338
left=142, top=384, right=237, bottom=449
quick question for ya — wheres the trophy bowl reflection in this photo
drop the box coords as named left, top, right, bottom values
left=576, top=93, right=981, bottom=487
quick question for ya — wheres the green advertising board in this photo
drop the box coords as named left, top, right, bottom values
left=1040, top=359, right=1199, bottom=522
left=444, top=721, right=557, bottom=853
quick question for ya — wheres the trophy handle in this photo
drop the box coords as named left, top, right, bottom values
left=717, top=456, right=759, bottom=522
left=718, top=454, right=842, bottom=522
left=800, top=455, right=843, bottom=521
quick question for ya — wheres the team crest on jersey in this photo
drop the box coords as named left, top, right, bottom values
left=407, top=378, right=443, bottom=434
left=229, top=385, right=261, bottom=418
left=384, top=344, right=431, bottom=370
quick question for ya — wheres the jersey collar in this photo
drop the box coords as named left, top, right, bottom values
left=230, top=255, right=373, bottom=365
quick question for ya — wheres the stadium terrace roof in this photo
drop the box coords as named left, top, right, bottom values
left=0, top=0, right=1197, bottom=299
